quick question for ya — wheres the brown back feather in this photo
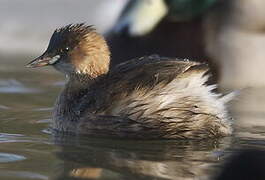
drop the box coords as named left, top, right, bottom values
left=79, top=55, right=208, bottom=114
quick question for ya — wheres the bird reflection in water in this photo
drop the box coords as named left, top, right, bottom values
left=53, top=135, right=231, bottom=180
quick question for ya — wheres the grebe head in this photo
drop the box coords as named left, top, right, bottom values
left=27, top=23, right=110, bottom=78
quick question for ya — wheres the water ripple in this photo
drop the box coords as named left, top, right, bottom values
left=0, top=152, right=26, bottom=163
left=0, top=170, right=48, bottom=180
left=0, top=105, right=9, bottom=109
left=0, top=79, right=40, bottom=93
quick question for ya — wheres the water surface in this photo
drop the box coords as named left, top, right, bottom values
left=0, top=56, right=265, bottom=180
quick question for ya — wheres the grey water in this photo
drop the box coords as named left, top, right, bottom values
left=0, top=55, right=265, bottom=180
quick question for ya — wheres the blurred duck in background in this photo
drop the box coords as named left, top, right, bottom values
left=205, top=0, right=265, bottom=88
left=107, top=0, right=218, bottom=70
left=112, top=0, right=217, bottom=36
left=108, top=0, right=265, bottom=88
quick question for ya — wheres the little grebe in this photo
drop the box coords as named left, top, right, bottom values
left=27, top=23, right=234, bottom=139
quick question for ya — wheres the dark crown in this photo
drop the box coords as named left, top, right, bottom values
left=54, top=23, right=95, bottom=37
left=47, top=23, right=95, bottom=51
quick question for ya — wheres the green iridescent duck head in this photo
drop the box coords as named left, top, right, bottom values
left=165, top=0, right=218, bottom=21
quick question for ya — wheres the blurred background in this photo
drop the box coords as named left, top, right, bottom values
left=0, top=0, right=265, bottom=179
left=0, top=0, right=126, bottom=54
left=1, top=0, right=265, bottom=88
